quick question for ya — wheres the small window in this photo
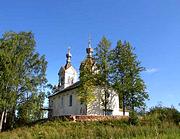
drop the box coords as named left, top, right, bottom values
left=68, top=76, right=71, bottom=84
left=71, top=77, right=74, bottom=84
left=104, top=109, right=113, bottom=115
left=69, top=95, right=72, bottom=106
left=80, top=101, right=83, bottom=105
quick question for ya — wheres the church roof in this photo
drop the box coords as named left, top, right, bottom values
left=48, top=81, right=80, bottom=98
left=64, top=63, right=72, bottom=70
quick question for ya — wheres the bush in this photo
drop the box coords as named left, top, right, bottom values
left=147, top=106, right=180, bottom=125
left=129, top=111, right=139, bottom=125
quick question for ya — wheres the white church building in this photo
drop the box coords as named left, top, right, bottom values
left=48, top=40, right=129, bottom=118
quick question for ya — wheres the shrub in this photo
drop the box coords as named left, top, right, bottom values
left=147, top=106, right=180, bottom=125
left=129, top=111, right=139, bottom=125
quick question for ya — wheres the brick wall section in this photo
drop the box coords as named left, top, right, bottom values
left=51, top=115, right=129, bottom=122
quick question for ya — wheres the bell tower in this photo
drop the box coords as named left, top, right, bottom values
left=58, top=48, right=78, bottom=90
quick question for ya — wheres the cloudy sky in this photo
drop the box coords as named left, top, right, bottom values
left=0, top=0, right=180, bottom=110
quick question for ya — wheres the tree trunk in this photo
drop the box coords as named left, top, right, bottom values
left=4, top=110, right=7, bottom=124
left=131, top=99, right=135, bottom=112
left=0, top=110, right=5, bottom=132
left=123, top=95, right=126, bottom=116
left=104, top=91, right=107, bottom=115
left=85, top=104, right=87, bottom=115
left=11, top=107, right=16, bottom=129
left=3, top=110, right=8, bottom=130
left=131, top=92, right=135, bottom=112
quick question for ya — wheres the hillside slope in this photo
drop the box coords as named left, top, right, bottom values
left=0, top=119, right=180, bottom=139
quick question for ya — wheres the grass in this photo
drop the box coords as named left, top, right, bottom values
left=0, top=119, right=180, bottom=139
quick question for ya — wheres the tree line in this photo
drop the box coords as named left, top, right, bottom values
left=0, top=32, right=48, bottom=131
left=78, top=37, right=149, bottom=115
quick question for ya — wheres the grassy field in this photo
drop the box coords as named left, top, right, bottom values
left=0, top=119, right=179, bottom=139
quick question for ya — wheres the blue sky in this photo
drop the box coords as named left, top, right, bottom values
left=0, top=0, right=180, bottom=110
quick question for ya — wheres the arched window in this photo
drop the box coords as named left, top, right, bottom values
left=71, top=77, right=74, bottom=84
left=69, top=95, right=72, bottom=106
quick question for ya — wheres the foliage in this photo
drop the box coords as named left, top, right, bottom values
left=0, top=32, right=48, bottom=130
left=129, top=111, right=139, bottom=125
left=78, top=58, right=96, bottom=105
left=79, top=37, right=149, bottom=116
left=109, top=40, right=149, bottom=113
left=94, top=36, right=111, bottom=115
left=147, top=106, right=180, bottom=125
left=17, top=94, right=45, bottom=124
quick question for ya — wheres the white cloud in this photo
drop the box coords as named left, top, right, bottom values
left=145, top=68, right=159, bottom=73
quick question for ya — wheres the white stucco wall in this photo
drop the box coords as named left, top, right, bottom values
left=49, top=89, right=87, bottom=116
left=49, top=86, right=129, bottom=117
left=87, top=88, right=126, bottom=116
left=64, top=66, right=78, bottom=88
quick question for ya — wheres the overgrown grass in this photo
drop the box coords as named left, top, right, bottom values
left=0, top=118, right=180, bottom=139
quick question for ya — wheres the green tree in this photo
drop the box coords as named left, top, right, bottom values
left=78, top=58, right=96, bottom=111
left=94, top=36, right=111, bottom=115
left=0, top=32, right=47, bottom=131
left=109, top=41, right=149, bottom=115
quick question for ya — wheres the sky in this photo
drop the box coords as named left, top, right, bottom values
left=0, top=0, right=180, bottom=110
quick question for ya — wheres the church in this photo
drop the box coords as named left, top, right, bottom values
left=48, top=40, right=129, bottom=118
